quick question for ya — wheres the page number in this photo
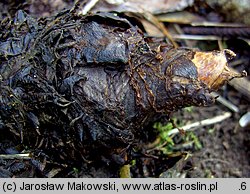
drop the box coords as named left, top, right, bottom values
left=240, top=182, right=246, bottom=190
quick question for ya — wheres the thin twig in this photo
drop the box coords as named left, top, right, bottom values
left=239, top=112, right=250, bottom=127
left=78, top=0, right=100, bottom=15
left=142, top=12, right=178, bottom=48
left=203, top=158, right=230, bottom=165
left=191, top=22, right=247, bottom=27
left=173, top=24, right=193, bottom=47
left=0, top=153, right=31, bottom=160
left=211, top=92, right=239, bottom=113
left=229, top=74, right=250, bottom=100
left=167, top=112, right=232, bottom=136
left=172, top=34, right=222, bottom=41
left=183, top=26, right=250, bottom=38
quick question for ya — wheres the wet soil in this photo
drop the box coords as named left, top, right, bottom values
left=185, top=92, right=250, bottom=178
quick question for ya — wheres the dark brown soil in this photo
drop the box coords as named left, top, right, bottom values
left=178, top=104, right=250, bottom=178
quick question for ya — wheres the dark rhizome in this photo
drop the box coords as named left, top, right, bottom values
left=0, top=9, right=242, bottom=177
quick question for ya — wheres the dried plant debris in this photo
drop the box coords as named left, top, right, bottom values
left=92, top=0, right=195, bottom=14
left=205, top=0, right=250, bottom=25
left=0, top=10, right=246, bottom=177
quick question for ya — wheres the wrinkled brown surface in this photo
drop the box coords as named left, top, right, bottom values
left=0, top=10, right=242, bottom=177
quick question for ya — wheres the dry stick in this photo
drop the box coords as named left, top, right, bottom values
left=211, top=92, right=239, bottom=113
left=229, top=75, right=250, bottom=101
left=78, top=0, right=100, bottom=15
left=173, top=24, right=193, bottom=49
left=191, top=22, right=247, bottom=27
left=172, top=34, right=222, bottom=41
left=167, top=112, right=232, bottom=136
left=239, top=112, right=250, bottom=127
left=143, top=12, right=178, bottom=48
left=0, top=153, right=31, bottom=160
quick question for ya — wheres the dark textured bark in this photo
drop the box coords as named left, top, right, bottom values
left=0, top=10, right=244, bottom=165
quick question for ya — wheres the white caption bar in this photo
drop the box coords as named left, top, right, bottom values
left=0, top=178, right=249, bottom=194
